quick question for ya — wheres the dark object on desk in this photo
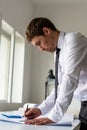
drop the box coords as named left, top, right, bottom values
left=1, top=113, right=22, bottom=118
left=45, top=69, right=55, bottom=99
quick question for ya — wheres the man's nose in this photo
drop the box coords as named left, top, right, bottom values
left=38, top=46, right=44, bottom=50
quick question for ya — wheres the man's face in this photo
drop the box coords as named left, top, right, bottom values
left=31, top=36, right=55, bottom=52
left=31, top=28, right=57, bottom=53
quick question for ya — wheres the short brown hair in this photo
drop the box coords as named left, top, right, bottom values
left=25, top=17, right=57, bottom=42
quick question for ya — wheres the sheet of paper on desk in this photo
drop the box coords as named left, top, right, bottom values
left=0, top=111, right=25, bottom=124
left=38, top=113, right=74, bottom=126
left=0, top=110, right=73, bottom=126
left=48, top=113, right=73, bottom=126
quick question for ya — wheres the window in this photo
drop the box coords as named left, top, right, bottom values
left=0, top=20, right=25, bottom=103
left=11, top=32, right=25, bottom=103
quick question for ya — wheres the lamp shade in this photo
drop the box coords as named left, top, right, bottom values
left=45, top=69, right=55, bottom=85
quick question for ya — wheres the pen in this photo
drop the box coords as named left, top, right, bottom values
left=23, top=105, right=29, bottom=119
left=24, top=105, right=28, bottom=116
left=23, top=105, right=28, bottom=118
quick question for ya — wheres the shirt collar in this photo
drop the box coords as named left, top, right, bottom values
left=57, top=31, right=65, bottom=50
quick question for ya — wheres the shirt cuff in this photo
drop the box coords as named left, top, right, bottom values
left=38, top=103, right=48, bottom=115
left=48, top=109, right=63, bottom=122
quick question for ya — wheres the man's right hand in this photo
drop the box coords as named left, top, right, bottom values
left=24, top=108, right=41, bottom=119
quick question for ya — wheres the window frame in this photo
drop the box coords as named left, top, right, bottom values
left=0, top=19, right=25, bottom=104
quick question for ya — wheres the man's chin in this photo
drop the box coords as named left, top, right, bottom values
left=46, top=50, right=54, bottom=53
left=41, top=49, right=54, bottom=53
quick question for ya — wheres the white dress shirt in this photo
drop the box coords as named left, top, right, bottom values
left=38, top=31, right=87, bottom=122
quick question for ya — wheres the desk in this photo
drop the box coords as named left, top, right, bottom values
left=0, top=119, right=80, bottom=130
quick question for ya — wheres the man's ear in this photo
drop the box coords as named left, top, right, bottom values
left=42, top=27, right=51, bottom=36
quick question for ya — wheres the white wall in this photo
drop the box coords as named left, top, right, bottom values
left=0, top=0, right=33, bottom=36
left=30, top=46, right=54, bottom=103
left=34, top=3, right=87, bottom=35
left=0, top=0, right=34, bottom=109
left=30, top=3, right=87, bottom=104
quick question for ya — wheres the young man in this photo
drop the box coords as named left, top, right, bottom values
left=25, top=17, right=87, bottom=129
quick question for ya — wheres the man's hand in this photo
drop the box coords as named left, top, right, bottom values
left=24, top=108, right=41, bottom=119
left=25, top=117, right=54, bottom=125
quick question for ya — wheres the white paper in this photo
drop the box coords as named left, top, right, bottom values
left=49, top=113, right=73, bottom=126
left=37, top=113, right=73, bottom=126
left=0, top=111, right=73, bottom=126
left=0, top=111, right=25, bottom=124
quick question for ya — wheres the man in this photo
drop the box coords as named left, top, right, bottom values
left=25, top=17, right=87, bottom=129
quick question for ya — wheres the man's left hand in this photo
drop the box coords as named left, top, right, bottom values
left=25, top=117, right=54, bottom=125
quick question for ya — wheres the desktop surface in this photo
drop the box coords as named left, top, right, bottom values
left=0, top=119, right=80, bottom=130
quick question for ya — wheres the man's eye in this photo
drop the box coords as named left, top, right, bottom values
left=36, top=42, right=41, bottom=46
